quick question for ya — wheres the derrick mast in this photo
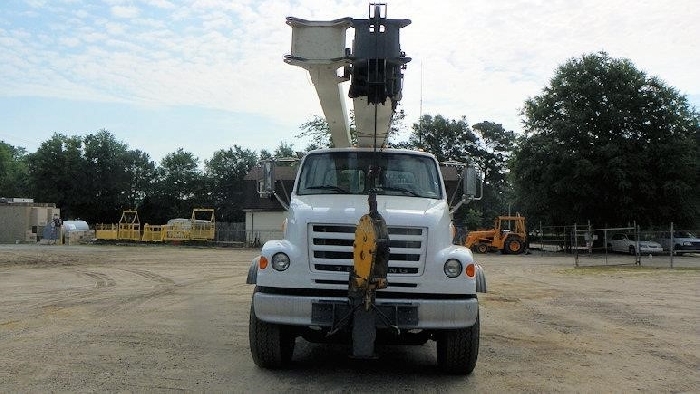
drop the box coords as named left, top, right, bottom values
left=284, top=4, right=411, bottom=148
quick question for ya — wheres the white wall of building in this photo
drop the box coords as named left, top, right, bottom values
left=245, top=211, right=286, bottom=245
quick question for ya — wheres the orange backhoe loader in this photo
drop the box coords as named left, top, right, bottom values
left=465, top=214, right=527, bottom=254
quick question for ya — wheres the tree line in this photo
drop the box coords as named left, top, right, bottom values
left=1, top=52, right=698, bottom=229
left=0, top=131, right=296, bottom=225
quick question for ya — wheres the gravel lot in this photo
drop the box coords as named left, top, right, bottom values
left=1, top=244, right=698, bottom=392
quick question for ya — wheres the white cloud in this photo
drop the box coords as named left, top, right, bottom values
left=0, top=0, right=698, bottom=156
left=74, top=9, right=89, bottom=19
left=143, top=0, right=176, bottom=9
left=58, top=36, right=80, bottom=47
left=104, top=21, right=127, bottom=35
left=24, top=0, right=47, bottom=9
left=110, top=5, right=140, bottom=19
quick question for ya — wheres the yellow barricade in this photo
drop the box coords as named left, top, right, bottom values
left=163, top=222, right=189, bottom=241
left=142, top=224, right=164, bottom=242
left=118, top=223, right=141, bottom=241
left=96, top=223, right=118, bottom=240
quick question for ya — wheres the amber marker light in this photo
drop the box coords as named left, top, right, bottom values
left=259, top=256, right=269, bottom=269
left=465, top=263, right=475, bottom=278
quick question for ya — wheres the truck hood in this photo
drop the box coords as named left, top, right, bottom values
left=290, top=194, right=448, bottom=226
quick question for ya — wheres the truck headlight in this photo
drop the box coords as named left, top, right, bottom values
left=271, top=252, right=291, bottom=271
left=444, top=259, right=462, bottom=278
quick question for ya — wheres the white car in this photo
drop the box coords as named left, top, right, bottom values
left=608, top=233, right=664, bottom=255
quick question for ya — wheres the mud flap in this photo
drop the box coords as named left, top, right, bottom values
left=475, top=264, right=487, bottom=293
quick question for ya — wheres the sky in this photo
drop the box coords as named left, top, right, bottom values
left=1, top=0, right=699, bottom=164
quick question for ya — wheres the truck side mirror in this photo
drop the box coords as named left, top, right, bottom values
left=259, top=160, right=275, bottom=198
left=449, top=165, right=482, bottom=215
left=462, top=166, right=482, bottom=201
left=462, top=166, right=479, bottom=200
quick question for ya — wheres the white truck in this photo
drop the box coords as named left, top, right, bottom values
left=246, top=5, right=483, bottom=374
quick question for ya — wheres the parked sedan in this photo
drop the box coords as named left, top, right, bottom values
left=658, top=231, right=700, bottom=255
left=608, top=233, right=664, bottom=255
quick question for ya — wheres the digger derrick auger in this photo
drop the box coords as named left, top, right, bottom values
left=348, top=6, right=411, bottom=148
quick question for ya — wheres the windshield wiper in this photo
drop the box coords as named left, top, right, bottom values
left=305, top=185, right=350, bottom=194
left=378, top=186, right=420, bottom=197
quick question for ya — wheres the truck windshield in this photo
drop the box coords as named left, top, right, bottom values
left=297, top=151, right=442, bottom=199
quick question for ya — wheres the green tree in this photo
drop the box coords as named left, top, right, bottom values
left=123, top=149, right=157, bottom=212
left=204, top=145, right=258, bottom=222
left=27, top=133, right=87, bottom=219
left=409, top=115, right=479, bottom=163
left=259, top=149, right=272, bottom=161
left=142, top=148, right=205, bottom=224
left=82, top=130, right=132, bottom=222
left=26, top=130, right=154, bottom=223
left=513, top=52, right=699, bottom=227
left=472, top=121, right=517, bottom=223
left=0, top=141, right=30, bottom=197
left=296, top=115, right=332, bottom=150
left=273, top=142, right=296, bottom=162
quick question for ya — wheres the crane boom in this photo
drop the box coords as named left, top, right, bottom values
left=285, top=17, right=353, bottom=148
left=285, top=5, right=410, bottom=148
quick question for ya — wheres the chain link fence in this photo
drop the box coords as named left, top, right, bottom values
left=528, top=222, right=699, bottom=268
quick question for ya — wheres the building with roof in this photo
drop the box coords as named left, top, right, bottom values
left=242, top=165, right=297, bottom=246
left=0, top=198, right=60, bottom=244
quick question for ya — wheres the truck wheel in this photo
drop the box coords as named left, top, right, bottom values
left=249, top=303, right=295, bottom=368
left=436, top=313, right=479, bottom=374
left=476, top=243, right=489, bottom=254
left=475, top=264, right=487, bottom=293
left=628, top=246, right=636, bottom=255
left=246, top=259, right=258, bottom=284
left=505, top=238, right=524, bottom=254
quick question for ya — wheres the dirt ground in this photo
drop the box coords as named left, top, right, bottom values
left=0, top=244, right=698, bottom=392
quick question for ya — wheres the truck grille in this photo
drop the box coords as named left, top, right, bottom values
left=309, top=224, right=426, bottom=276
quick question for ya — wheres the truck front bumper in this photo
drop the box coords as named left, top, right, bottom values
left=253, top=291, right=479, bottom=329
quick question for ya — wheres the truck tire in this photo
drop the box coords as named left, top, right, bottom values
left=249, top=303, right=295, bottom=368
left=246, top=259, right=258, bottom=284
left=504, top=238, right=524, bottom=254
left=436, top=313, right=479, bottom=374
left=476, top=243, right=489, bottom=254
left=475, top=264, right=487, bottom=293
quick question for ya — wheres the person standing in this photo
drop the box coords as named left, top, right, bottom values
left=50, top=213, right=63, bottom=244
